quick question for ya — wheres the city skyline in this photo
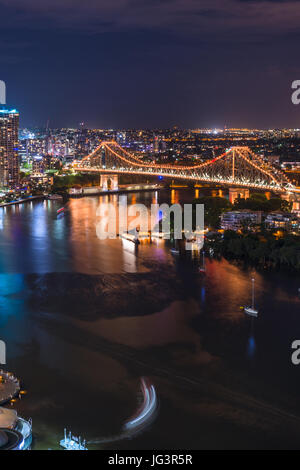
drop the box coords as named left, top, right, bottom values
left=1, top=0, right=300, bottom=129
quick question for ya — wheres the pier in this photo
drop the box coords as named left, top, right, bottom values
left=0, top=370, right=20, bottom=405
left=0, top=195, right=45, bottom=208
left=68, top=183, right=164, bottom=198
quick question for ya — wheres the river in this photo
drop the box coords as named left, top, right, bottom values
left=0, top=189, right=300, bottom=450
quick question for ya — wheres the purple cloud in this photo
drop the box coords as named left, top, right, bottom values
left=0, top=0, right=300, bottom=37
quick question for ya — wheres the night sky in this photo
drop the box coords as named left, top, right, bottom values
left=1, top=0, right=300, bottom=129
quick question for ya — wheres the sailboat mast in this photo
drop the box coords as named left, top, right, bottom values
left=252, top=278, right=255, bottom=309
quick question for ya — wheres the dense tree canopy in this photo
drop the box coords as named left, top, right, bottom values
left=233, top=193, right=292, bottom=212
left=52, top=173, right=99, bottom=192
left=193, top=196, right=232, bottom=229
left=205, top=230, right=300, bottom=270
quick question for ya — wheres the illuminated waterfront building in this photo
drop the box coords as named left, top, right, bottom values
left=221, top=210, right=262, bottom=231
left=0, top=105, right=19, bottom=187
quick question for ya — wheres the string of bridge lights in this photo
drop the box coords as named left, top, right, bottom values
left=75, top=141, right=298, bottom=194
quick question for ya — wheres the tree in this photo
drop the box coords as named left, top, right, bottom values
left=268, top=198, right=292, bottom=212
left=193, top=196, right=232, bottom=229
left=233, top=193, right=292, bottom=213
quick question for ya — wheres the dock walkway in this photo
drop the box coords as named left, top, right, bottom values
left=0, top=370, right=20, bottom=404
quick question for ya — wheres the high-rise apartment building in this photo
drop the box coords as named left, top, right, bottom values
left=0, top=105, right=20, bottom=187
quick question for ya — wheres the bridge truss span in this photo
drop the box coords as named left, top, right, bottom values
left=74, top=141, right=298, bottom=194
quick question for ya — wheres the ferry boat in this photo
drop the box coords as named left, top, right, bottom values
left=60, top=429, right=88, bottom=450
left=244, top=278, right=258, bottom=318
left=0, top=407, right=32, bottom=450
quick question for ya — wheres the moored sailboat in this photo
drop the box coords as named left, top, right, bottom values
left=244, top=278, right=258, bottom=317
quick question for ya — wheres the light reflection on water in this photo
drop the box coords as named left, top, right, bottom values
left=247, top=335, right=256, bottom=359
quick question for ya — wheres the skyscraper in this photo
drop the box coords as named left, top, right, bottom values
left=0, top=105, right=20, bottom=188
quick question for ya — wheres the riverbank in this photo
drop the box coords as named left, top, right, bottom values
left=0, top=195, right=45, bottom=208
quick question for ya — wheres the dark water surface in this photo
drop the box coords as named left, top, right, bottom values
left=1, top=190, right=300, bottom=450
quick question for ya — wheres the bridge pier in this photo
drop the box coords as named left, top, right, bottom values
left=281, top=192, right=300, bottom=203
left=281, top=192, right=300, bottom=215
left=100, top=174, right=119, bottom=191
left=229, top=188, right=250, bottom=204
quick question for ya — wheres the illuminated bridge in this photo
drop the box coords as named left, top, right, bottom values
left=73, top=141, right=299, bottom=194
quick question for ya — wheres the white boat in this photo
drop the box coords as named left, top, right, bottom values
left=244, top=307, right=258, bottom=317
left=244, top=278, right=258, bottom=317
left=170, top=248, right=180, bottom=255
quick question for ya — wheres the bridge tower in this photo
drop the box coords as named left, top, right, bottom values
left=100, top=174, right=119, bottom=191
left=229, top=187, right=250, bottom=204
